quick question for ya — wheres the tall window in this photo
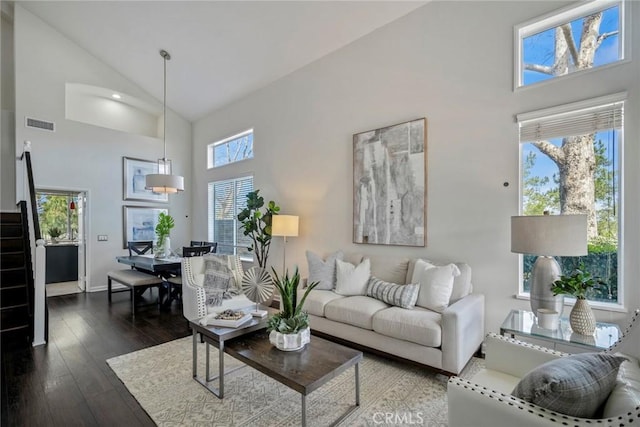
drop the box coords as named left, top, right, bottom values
left=207, top=129, right=253, bottom=169
left=515, top=0, right=624, bottom=88
left=208, top=176, right=253, bottom=257
left=518, top=95, right=624, bottom=305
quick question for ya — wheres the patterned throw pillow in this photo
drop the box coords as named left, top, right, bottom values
left=203, top=256, right=232, bottom=306
left=366, top=277, right=419, bottom=309
left=512, top=353, right=627, bottom=418
left=307, top=250, right=344, bottom=290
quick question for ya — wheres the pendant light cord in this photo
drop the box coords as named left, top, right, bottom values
left=162, top=50, right=168, bottom=161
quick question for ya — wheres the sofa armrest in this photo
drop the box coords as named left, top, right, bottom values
left=441, top=293, right=485, bottom=374
left=484, top=333, right=566, bottom=377
left=447, top=377, right=625, bottom=427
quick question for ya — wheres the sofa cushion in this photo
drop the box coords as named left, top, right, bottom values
left=603, top=354, right=640, bottom=417
left=306, top=250, right=343, bottom=290
left=335, top=258, right=371, bottom=296
left=366, top=277, right=419, bottom=309
left=302, top=290, right=345, bottom=317
left=372, top=306, right=442, bottom=347
left=407, top=259, right=472, bottom=303
left=366, top=255, right=410, bottom=285
left=512, top=353, right=627, bottom=418
left=411, top=260, right=460, bottom=313
left=325, top=295, right=388, bottom=330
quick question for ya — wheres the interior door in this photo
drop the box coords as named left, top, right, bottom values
left=76, top=192, right=86, bottom=291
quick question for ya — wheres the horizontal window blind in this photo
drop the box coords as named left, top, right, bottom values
left=207, top=176, right=253, bottom=255
left=519, top=102, right=623, bottom=142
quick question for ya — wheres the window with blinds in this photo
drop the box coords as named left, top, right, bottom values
left=207, top=176, right=253, bottom=257
left=517, top=95, right=624, bottom=305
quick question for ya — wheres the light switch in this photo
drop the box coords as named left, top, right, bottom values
left=97, top=235, right=108, bottom=241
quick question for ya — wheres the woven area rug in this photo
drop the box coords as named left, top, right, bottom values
left=107, top=336, right=483, bottom=426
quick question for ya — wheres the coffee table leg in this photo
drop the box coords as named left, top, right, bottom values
left=192, top=329, right=197, bottom=378
left=205, top=342, right=210, bottom=381
left=219, top=340, right=225, bottom=398
left=301, top=394, right=306, bottom=427
left=355, top=363, right=360, bottom=406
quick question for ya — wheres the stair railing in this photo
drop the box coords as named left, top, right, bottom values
left=19, top=141, right=47, bottom=346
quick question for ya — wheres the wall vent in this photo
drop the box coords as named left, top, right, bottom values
left=25, top=117, right=55, bottom=132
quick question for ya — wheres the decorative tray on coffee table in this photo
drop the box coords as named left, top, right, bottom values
left=200, top=309, right=252, bottom=328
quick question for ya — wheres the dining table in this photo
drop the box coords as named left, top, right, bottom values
left=116, top=254, right=183, bottom=307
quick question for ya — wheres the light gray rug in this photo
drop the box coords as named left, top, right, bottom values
left=107, top=336, right=483, bottom=426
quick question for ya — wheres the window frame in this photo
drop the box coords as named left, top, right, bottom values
left=513, top=0, right=628, bottom=90
left=207, top=175, right=254, bottom=260
left=207, top=129, right=254, bottom=169
left=516, top=93, right=626, bottom=311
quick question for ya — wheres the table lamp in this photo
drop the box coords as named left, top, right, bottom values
left=511, top=213, right=588, bottom=316
left=271, top=215, right=299, bottom=274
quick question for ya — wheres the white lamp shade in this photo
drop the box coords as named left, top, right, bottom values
left=145, top=173, right=184, bottom=193
left=511, top=214, right=588, bottom=256
left=271, top=215, right=299, bottom=237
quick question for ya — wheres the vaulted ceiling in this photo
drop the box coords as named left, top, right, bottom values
left=17, top=1, right=426, bottom=121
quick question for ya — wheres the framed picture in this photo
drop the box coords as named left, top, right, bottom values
left=123, top=206, right=168, bottom=249
left=123, top=157, right=168, bottom=202
left=353, top=118, right=427, bottom=247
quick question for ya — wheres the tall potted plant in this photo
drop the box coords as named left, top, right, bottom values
left=154, top=212, right=175, bottom=258
left=551, top=263, right=605, bottom=335
left=237, top=190, right=280, bottom=268
left=267, top=267, right=318, bottom=351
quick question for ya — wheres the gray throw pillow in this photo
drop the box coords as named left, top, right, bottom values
left=307, top=250, right=343, bottom=290
left=512, top=353, right=627, bottom=418
left=203, top=256, right=232, bottom=306
left=366, top=277, right=419, bottom=309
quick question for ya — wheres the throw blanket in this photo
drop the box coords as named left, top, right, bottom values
left=202, top=256, right=233, bottom=306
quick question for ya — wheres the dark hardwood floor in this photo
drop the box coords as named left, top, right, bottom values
left=1, top=290, right=189, bottom=426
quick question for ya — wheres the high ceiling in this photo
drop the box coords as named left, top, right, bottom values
left=17, top=1, right=426, bottom=121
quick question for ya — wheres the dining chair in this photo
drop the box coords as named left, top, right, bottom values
left=183, top=245, right=214, bottom=257
left=107, top=241, right=162, bottom=316
left=189, top=241, right=218, bottom=253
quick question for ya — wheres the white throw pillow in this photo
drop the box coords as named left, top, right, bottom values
left=335, top=258, right=371, bottom=296
left=411, top=259, right=460, bottom=313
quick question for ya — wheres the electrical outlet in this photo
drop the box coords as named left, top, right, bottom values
left=97, top=235, right=108, bottom=241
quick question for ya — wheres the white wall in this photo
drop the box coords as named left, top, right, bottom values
left=12, top=5, right=193, bottom=291
left=193, top=1, right=640, bottom=333
left=1, top=10, right=16, bottom=210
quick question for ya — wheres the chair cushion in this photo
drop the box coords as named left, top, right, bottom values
left=108, top=269, right=162, bottom=286
left=603, top=354, right=640, bottom=417
left=372, top=306, right=442, bottom=347
left=411, top=260, right=460, bottom=313
left=303, top=290, right=345, bottom=317
left=366, top=277, right=419, bottom=309
left=306, top=250, right=343, bottom=290
left=335, top=258, right=370, bottom=296
left=512, top=352, right=627, bottom=418
left=324, top=296, right=388, bottom=330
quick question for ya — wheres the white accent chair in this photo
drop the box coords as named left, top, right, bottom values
left=448, top=310, right=640, bottom=427
left=181, top=254, right=254, bottom=323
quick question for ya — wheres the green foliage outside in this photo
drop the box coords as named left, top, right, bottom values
left=37, top=194, right=78, bottom=241
left=522, top=139, right=618, bottom=303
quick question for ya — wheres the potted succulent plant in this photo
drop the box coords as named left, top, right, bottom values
left=267, top=267, right=318, bottom=351
left=48, top=226, right=63, bottom=243
left=551, top=263, right=605, bottom=335
left=154, top=212, right=175, bottom=258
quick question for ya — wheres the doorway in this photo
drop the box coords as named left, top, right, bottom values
left=36, top=189, right=88, bottom=296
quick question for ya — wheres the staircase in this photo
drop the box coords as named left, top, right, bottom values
left=0, top=202, right=34, bottom=346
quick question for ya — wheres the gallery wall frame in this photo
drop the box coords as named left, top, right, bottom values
left=123, top=157, right=168, bottom=202
left=353, top=118, right=427, bottom=247
left=122, top=205, right=168, bottom=249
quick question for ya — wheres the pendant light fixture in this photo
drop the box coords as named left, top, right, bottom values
left=145, top=49, right=184, bottom=194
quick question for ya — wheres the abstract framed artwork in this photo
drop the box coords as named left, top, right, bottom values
left=123, top=206, right=168, bottom=249
left=123, top=157, right=168, bottom=202
left=353, top=118, right=427, bottom=247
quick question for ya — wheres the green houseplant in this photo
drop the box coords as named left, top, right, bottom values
left=267, top=267, right=318, bottom=350
left=237, top=190, right=280, bottom=268
left=551, top=263, right=605, bottom=335
left=154, top=212, right=175, bottom=258
left=48, top=226, right=63, bottom=242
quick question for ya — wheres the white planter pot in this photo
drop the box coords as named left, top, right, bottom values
left=269, top=327, right=310, bottom=351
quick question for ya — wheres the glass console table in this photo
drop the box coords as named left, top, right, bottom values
left=500, top=309, right=621, bottom=351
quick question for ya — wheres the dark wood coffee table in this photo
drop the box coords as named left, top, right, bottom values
left=225, top=330, right=362, bottom=427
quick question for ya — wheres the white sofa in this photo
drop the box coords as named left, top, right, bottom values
left=304, top=253, right=485, bottom=375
